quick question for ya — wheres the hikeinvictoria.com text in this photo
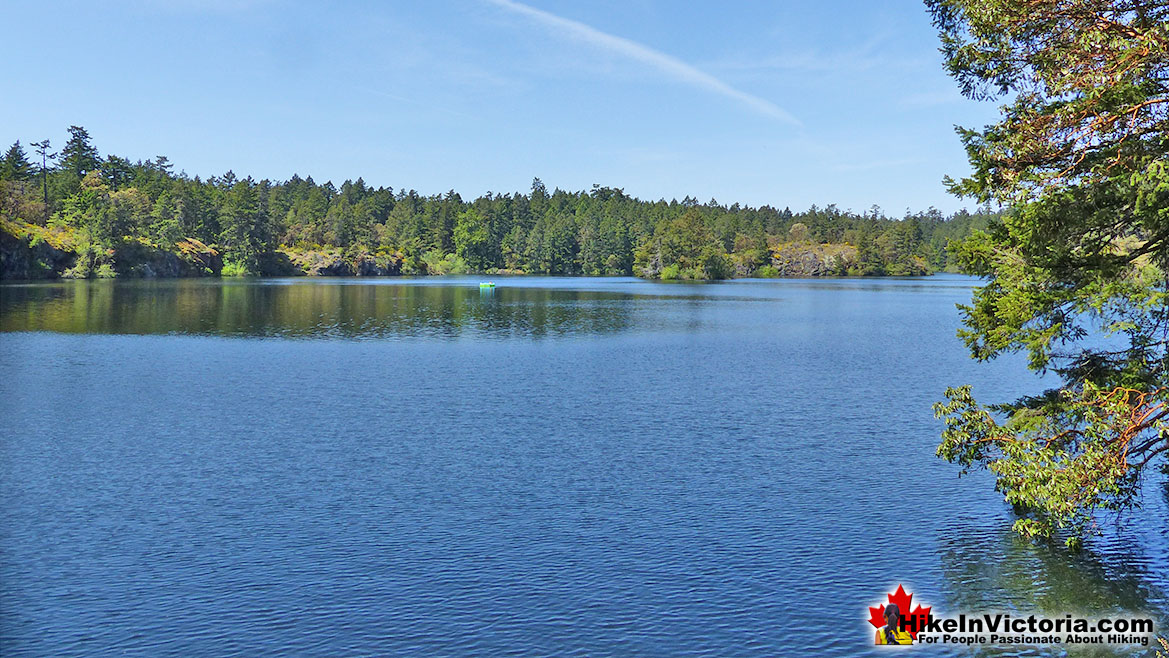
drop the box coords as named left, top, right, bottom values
left=901, top=612, right=1155, bottom=647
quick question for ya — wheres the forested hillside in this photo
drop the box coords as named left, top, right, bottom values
left=1, top=126, right=996, bottom=279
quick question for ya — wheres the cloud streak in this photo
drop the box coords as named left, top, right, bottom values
left=483, top=0, right=800, bottom=126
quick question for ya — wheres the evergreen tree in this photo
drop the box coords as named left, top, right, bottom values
left=30, top=139, right=55, bottom=222
left=218, top=178, right=271, bottom=274
left=928, top=0, right=1169, bottom=546
left=2, top=124, right=997, bottom=282
left=454, top=207, right=491, bottom=271
left=0, top=141, right=33, bottom=181
left=59, top=125, right=101, bottom=178
left=102, top=155, right=134, bottom=190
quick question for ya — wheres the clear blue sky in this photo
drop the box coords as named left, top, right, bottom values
left=0, top=0, right=1002, bottom=214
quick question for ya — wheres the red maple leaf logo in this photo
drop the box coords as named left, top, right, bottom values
left=867, top=584, right=932, bottom=640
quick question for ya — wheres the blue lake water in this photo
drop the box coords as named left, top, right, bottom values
left=1, top=275, right=1166, bottom=656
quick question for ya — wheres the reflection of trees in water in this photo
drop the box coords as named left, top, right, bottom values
left=936, top=521, right=1168, bottom=656
left=0, top=281, right=649, bottom=339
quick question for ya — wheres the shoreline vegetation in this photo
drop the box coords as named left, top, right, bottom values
left=1, top=126, right=996, bottom=281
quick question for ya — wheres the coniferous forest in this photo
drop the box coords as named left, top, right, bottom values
left=1, top=126, right=996, bottom=280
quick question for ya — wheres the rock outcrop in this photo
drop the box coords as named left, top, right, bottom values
left=0, top=229, right=77, bottom=279
left=113, top=240, right=222, bottom=278
left=769, top=242, right=857, bottom=277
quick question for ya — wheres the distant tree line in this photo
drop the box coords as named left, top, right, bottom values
left=1, top=126, right=997, bottom=279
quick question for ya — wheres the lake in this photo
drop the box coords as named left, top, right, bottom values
left=1, top=275, right=1166, bottom=656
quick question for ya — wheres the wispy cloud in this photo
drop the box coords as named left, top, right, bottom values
left=483, top=0, right=800, bottom=126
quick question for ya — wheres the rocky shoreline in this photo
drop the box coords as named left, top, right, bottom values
left=1, top=225, right=930, bottom=280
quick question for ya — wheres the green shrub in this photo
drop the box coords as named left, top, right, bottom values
left=660, top=264, right=681, bottom=280
left=401, top=253, right=424, bottom=275
left=421, top=249, right=469, bottom=275
left=444, top=254, right=469, bottom=274
left=420, top=249, right=446, bottom=274
left=700, top=249, right=733, bottom=280
left=63, top=262, right=90, bottom=278
left=221, top=260, right=251, bottom=277
left=755, top=265, right=780, bottom=278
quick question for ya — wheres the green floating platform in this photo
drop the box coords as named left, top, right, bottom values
left=479, top=282, right=496, bottom=288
